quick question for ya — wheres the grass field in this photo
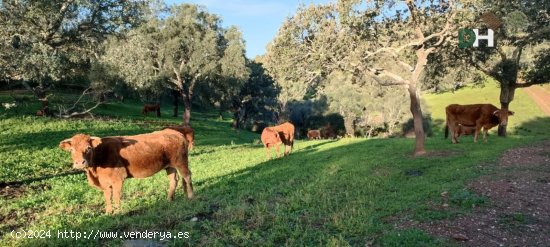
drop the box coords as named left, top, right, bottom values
left=1, top=86, right=549, bottom=246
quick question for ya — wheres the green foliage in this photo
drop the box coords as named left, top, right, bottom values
left=102, top=3, right=249, bottom=123
left=232, top=61, right=279, bottom=128
left=526, top=48, right=550, bottom=84
left=0, top=0, right=146, bottom=83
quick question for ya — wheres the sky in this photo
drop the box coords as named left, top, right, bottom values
left=166, top=0, right=332, bottom=59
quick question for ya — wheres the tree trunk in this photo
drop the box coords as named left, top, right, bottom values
left=232, top=110, right=239, bottom=129
left=407, top=83, right=426, bottom=156
left=180, top=90, right=192, bottom=125
left=498, top=83, right=516, bottom=137
left=172, top=90, right=179, bottom=117
left=343, top=116, right=355, bottom=137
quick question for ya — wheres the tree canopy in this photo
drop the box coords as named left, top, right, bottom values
left=0, top=0, right=146, bottom=84
left=102, top=3, right=249, bottom=124
left=265, top=0, right=468, bottom=155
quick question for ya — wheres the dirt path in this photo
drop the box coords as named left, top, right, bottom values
left=396, top=140, right=550, bottom=246
left=523, top=86, right=550, bottom=116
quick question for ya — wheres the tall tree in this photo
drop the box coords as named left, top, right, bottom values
left=264, top=4, right=348, bottom=115
left=464, top=0, right=550, bottom=136
left=231, top=60, right=279, bottom=129
left=103, top=4, right=248, bottom=124
left=342, top=0, right=467, bottom=155
left=266, top=1, right=466, bottom=155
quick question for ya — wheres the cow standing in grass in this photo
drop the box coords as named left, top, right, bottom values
left=445, top=104, right=514, bottom=143
left=142, top=103, right=161, bottom=117
left=270, top=122, right=295, bottom=156
left=261, top=127, right=282, bottom=159
left=59, top=129, right=193, bottom=213
left=307, top=129, right=321, bottom=140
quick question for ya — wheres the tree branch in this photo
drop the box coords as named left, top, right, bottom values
left=367, top=68, right=409, bottom=86
left=65, top=87, right=92, bottom=113
left=61, top=101, right=102, bottom=119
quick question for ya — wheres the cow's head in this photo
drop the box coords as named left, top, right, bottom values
left=493, top=109, right=515, bottom=126
left=59, top=134, right=102, bottom=169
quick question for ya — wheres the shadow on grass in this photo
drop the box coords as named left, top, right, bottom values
left=14, top=138, right=432, bottom=246
left=0, top=170, right=82, bottom=188
left=13, top=118, right=550, bottom=246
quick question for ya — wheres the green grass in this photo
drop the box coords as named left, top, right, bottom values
left=1, top=87, right=549, bottom=246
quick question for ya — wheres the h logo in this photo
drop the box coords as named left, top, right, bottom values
left=458, top=29, right=494, bottom=48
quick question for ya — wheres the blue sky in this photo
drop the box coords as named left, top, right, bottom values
left=166, top=0, right=332, bottom=58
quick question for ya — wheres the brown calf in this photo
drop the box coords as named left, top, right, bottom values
left=59, top=129, right=192, bottom=213
left=270, top=122, right=295, bottom=156
left=261, top=127, right=282, bottom=159
left=142, top=103, right=161, bottom=117
left=307, top=129, right=321, bottom=140
left=456, top=124, right=476, bottom=137
left=445, top=104, right=514, bottom=143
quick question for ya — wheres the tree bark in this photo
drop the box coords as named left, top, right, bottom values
left=232, top=110, right=239, bottom=129
left=180, top=90, right=192, bottom=125
left=343, top=116, right=355, bottom=137
left=172, top=90, right=179, bottom=117
left=407, top=83, right=426, bottom=156
left=498, top=84, right=516, bottom=136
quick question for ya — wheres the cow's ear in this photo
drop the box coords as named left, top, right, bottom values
left=508, top=111, right=514, bottom=116
left=90, top=137, right=102, bottom=148
left=59, top=139, right=72, bottom=151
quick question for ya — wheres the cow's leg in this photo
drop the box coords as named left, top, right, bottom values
left=103, top=187, right=113, bottom=214
left=166, top=167, right=178, bottom=201
left=175, top=156, right=193, bottom=199
left=275, top=144, right=280, bottom=158
left=454, top=127, right=461, bottom=143
left=449, top=122, right=458, bottom=143
left=266, top=145, right=271, bottom=160
left=474, top=127, right=482, bottom=143
left=112, top=180, right=124, bottom=213
left=483, top=127, right=488, bottom=143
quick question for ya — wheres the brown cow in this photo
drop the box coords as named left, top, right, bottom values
left=270, top=122, right=295, bottom=156
left=59, top=129, right=193, bottom=214
left=163, top=125, right=195, bottom=150
left=307, top=129, right=321, bottom=140
left=142, top=103, right=161, bottom=117
left=445, top=104, right=514, bottom=143
left=261, top=127, right=282, bottom=159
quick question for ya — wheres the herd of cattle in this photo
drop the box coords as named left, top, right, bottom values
left=59, top=103, right=513, bottom=213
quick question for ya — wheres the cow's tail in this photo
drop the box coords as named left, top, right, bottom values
left=444, top=123, right=449, bottom=139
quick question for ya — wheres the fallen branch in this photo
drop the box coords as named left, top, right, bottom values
left=60, top=100, right=102, bottom=119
